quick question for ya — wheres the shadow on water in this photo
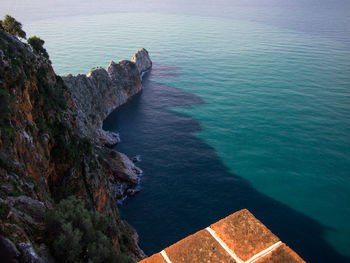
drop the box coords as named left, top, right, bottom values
left=103, top=64, right=349, bottom=262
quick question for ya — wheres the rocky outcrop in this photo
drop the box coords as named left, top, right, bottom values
left=63, top=49, right=152, bottom=202
left=0, top=30, right=149, bottom=262
left=63, top=50, right=152, bottom=147
left=131, top=48, right=152, bottom=75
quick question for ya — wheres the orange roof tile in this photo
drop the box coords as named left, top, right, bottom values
left=210, top=209, right=280, bottom=261
left=165, top=229, right=236, bottom=263
left=139, top=252, right=166, bottom=263
left=139, top=209, right=305, bottom=263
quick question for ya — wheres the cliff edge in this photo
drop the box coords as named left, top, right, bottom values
left=63, top=48, right=152, bottom=147
left=0, top=28, right=150, bottom=262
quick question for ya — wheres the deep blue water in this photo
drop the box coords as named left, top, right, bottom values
left=104, top=64, right=349, bottom=262
left=6, top=0, right=349, bottom=261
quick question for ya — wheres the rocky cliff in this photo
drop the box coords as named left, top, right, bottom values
left=63, top=48, right=151, bottom=147
left=0, top=29, right=151, bottom=262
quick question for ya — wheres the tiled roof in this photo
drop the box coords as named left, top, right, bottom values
left=139, top=209, right=305, bottom=263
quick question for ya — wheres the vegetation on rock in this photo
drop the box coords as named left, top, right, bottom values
left=46, top=196, right=133, bottom=263
left=28, top=36, right=49, bottom=60
left=0, top=16, right=145, bottom=262
left=0, top=15, right=26, bottom=39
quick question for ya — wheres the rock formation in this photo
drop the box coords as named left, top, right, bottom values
left=131, top=48, right=153, bottom=75
left=0, top=29, right=151, bottom=262
left=64, top=49, right=152, bottom=147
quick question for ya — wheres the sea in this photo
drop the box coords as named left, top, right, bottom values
left=2, top=0, right=350, bottom=261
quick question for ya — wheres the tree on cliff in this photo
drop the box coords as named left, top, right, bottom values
left=0, top=15, right=26, bottom=39
left=46, top=196, right=133, bottom=263
left=28, top=36, right=50, bottom=59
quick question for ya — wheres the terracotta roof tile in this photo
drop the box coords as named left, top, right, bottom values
left=165, top=229, right=237, bottom=263
left=210, top=209, right=280, bottom=261
left=139, top=253, right=166, bottom=263
left=254, top=243, right=305, bottom=263
left=139, top=209, right=305, bottom=263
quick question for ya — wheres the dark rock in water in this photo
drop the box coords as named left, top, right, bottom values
left=132, top=155, right=142, bottom=163
left=0, top=236, right=20, bottom=263
left=126, top=188, right=140, bottom=196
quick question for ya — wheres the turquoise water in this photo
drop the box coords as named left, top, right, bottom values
left=25, top=12, right=350, bottom=260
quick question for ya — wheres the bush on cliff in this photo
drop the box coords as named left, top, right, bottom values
left=28, top=36, right=49, bottom=59
left=0, top=15, right=26, bottom=39
left=46, top=196, right=132, bottom=263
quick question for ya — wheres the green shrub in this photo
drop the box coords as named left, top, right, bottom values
left=46, top=196, right=132, bottom=263
left=28, top=36, right=49, bottom=59
left=1, top=15, right=26, bottom=39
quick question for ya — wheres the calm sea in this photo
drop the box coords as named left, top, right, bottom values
left=3, top=0, right=350, bottom=261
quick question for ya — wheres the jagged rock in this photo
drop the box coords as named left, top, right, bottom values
left=106, top=151, right=142, bottom=201
left=111, top=152, right=141, bottom=185
left=126, top=188, right=140, bottom=196
left=0, top=235, right=20, bottom=262
left=131, top=48, right=152, bottom=74
left=96, top=129, right=120, bottom=146
left=0, top=31, right=148, bottom=261
left=17, top=242, right=43, bottom=263
left=63, top=52, right=147, bottom=146
left=7, top=196, right=46, bottom=222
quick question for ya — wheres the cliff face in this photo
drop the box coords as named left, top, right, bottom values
left=0, top=30, right=151, bottom=262
left=63, top=48, right=152, bottom=147
left=131, top=48, right=152, bottom=75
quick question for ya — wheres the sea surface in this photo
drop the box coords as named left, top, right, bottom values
left=11, top=1, right=350, bottom=261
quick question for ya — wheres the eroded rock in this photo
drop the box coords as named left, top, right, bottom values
left=131, top=48, right=152, bottom=74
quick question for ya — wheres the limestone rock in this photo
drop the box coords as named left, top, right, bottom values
left=131, top=48, right=152, bottom=74
left=0, top=31, right=147, bottom=261
left=107, top=151, right=143, bottom=201
left=63, top=49, right=151, bottom=146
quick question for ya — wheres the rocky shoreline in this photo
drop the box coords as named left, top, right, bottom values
left=63, top=48, right=152, bottom=202
left=0, top=28, right=152, bottom=262
left=63, top=48, right=152, bottom=147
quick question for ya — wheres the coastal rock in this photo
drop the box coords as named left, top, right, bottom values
left=126, top=188, right=140, bottom=196
left=131, top=48, right=152, bottom=74
left=0, top=31, right=148, bottom=261
left=110, top=152, right=141, bottom=185
left=63, top=49, right=151, bottom=146
left=106, top=151, right=142, bottom=201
